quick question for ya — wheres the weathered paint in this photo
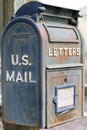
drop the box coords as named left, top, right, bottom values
left=1, top=1, right=84, bottom=129
left=2, top=17, right=42, bottom=127
left=46, top=67, right=83, bottom=128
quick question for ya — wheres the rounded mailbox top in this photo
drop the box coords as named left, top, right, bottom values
left=15, top=1, right=45, bottom=17
left=15, top=1, right=79, bottom=19
left=2, top=16, right=42, bottom=44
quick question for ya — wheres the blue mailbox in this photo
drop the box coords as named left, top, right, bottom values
left=2, top=1, right=84, bottom=129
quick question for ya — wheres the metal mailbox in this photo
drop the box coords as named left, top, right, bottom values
left=2, top=1, right=84, bottom=129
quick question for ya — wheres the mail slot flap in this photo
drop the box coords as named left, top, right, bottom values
left=47, top=63, right=83, bottom=69
left=43, top=24, right=80, bottom=43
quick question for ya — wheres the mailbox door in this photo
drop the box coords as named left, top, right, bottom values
left=46, top=67, right=83, bottom=128
left=2, top=17, right=42, bottom=127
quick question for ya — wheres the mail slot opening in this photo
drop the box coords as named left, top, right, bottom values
left=54, top=84, right=76, bottom=113
left=44, top=25, right=80, bottom=43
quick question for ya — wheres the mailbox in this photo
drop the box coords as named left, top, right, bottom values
left=2, top=1, right=84, bottom=129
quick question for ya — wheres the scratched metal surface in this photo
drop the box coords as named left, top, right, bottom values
left=44, top=23, right=82, bottom=66
left=2, top=18, right=42, bottom=127
left=1, top=1, right=85, bottom=129
left=46, top=68, right=83, bottom=128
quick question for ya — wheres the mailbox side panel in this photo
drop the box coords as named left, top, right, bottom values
left=2, top=17, right=42, bottom=127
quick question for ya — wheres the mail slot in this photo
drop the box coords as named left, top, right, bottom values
left=1, top=1, right=84, bottom=129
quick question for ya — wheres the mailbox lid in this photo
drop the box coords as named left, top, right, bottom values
left=2, top=17, right=42, bottom=127
left=43, top=23, right=83, bottom=66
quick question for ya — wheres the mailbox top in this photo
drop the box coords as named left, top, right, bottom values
left=15, top=1, right=80, bottom=25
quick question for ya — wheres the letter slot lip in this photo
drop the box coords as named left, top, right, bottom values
left=43, top=24, right=80, bottom=43
left=53, top=83, right=76, bottom=113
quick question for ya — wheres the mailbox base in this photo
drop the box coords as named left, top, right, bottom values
left=4, top=123, right=39, bottom=130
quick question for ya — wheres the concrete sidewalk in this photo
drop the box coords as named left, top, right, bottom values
left=41, top=116, right=87, bottom=130
left=0, top=117, right=87, bottom=130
